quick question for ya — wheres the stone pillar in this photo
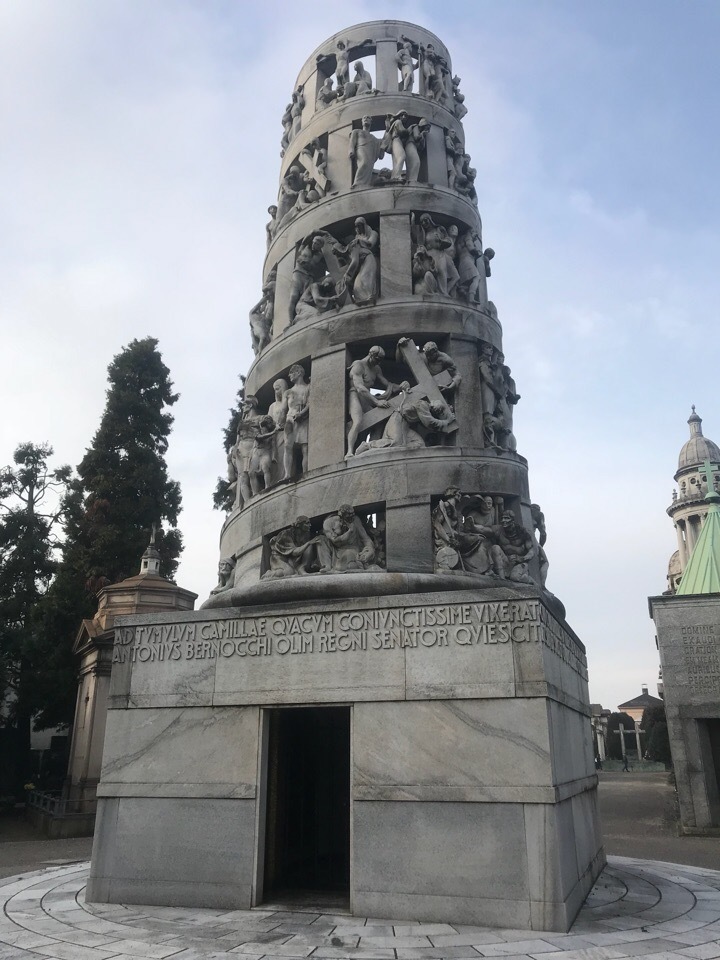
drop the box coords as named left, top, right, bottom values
left=676, top=521, right=687, bottom=567
left=379, top=213, right=412, bottom=299
left=634, top=721, right=643, bottom=761
left=385, top=497, right=433, bottom=573
left=375, top=39, right=398, bottom=93
left=449, top=337, right=482, bottom=448
left=425, top=123, right=448, bottom=187
left=327, top=124, right=354, bottom=195
left=307, top=347, right=347, bottom=470
left=272, top=248, right=296, bottom=339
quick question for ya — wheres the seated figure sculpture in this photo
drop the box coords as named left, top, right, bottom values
left=328, top=218, right=379, bottom=307
left=262, top=516, right=316, bottom=579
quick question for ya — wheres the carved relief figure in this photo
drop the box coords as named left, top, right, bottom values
left=346, top=346, right=397, bottom=456
left=451, top=75, right=468, bottom=119
left=290, top=85, right=305, bottom=142
left=456, top=229, right=483, bottom=303
left=266, top=205, right=278, bottom=248
left=330, top=217, right=379, bottom=306
left=280, top=100, right=293, bottom=155
left=210, top=557, right=236, bottom=595
left=419, top=341, right=462, bottom=398
left=316, top=77, right=337, bottom=110
left=316, top=505, right=378, bottom=573
left=288, top=235, right=330, bottom=324
left=382, top=111, right=428, bottom=182
left=413, top=214, right=459, bottom=296
left=412, top=245, right=439, bottom=295
left=432, top=487, right=494, bottom=574
left=419, top=43, right=448, bottom=104
left=356, top=382, right=453, bottom=453
left=276, top=166, right=305, bottom=227
left=349, top=116, right=385, bottom=187
left=268, top=378, right=288, bottom=476
left=294, top=275, right=343, bottom=323
left=300, top=139, right=329, bottom=198
left=249, top=415, right=280, bottom=496
left=263, top=516, right=316, bottom=579
left=490, top=510, right=535, bottom=583
left=282, top=364, right=310, bottom=481
left=335, top=39, right=350, bottom=85
left=248, top=268, right=276, bottom=356
left=230, top=396, right=262, bottom=508
left=353, top=61, right=373, bottom=95
left=531, top=503, right=549, bottom=587
left=396, top=40, right=417, bottom=91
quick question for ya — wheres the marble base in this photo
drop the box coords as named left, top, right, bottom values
left=88, top=587, right=604, bottom=930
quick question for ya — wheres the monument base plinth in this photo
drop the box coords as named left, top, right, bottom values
left=88, top=586, right=604, bottom=931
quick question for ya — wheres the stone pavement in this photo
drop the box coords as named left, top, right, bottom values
left=1, top=856, right=720, bottom=960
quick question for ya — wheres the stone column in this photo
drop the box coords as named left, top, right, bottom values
left=676, top=521, right=687, bottom=567
left=327, top=124, right=354, bottom=195
left=425, top=123, right=448, bottom=187
left=449, top=337, right=482, bottom=449
left=385, top=496, right=433, bottom=573
left=271, top=248, right=296, bottom=339
left=307, top=347, right=347, bottom=470
left=375, top=40, right=398, bottom=93
left=379, top=213, right=412, bottom=299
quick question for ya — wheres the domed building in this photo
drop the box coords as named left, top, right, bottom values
left=666, top=407, right=720, bottom=592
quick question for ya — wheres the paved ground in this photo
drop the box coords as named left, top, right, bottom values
left=1, top=772, right=719, bottom=958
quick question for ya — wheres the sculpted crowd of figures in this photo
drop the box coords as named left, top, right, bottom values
left=250, top=217, right=495, bottom=353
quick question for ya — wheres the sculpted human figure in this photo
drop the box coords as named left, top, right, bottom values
left=419, top=43, right=447, bottom=104
left=353, top=61, right=373, bottom=95
left=248, top=269, right=276, bottom=356
left=276, top=166, right=305, bottom=226
left=489, top=510, right=535, bottom=583
left=210, top=557, right=235, bottom=595
left=263, top=516, right=316, bottom=579
left=330, top=217, right=379, bottom=306
left=420, top=341, right=462, bottom=396
left=396, top=40, right=417, bottom=91
left=317, top=504, right=377, bottom=573
left=266, top=205, right=277, bottom=248
left=294, top=275, right=343, bottom=323
left=382, top=111, right=427, bottom=182
left=478, top=342, right=500, bottom=418
left=414, top=214, right=459, bottom=296
left=288, top=235, right=329, bottom=324
left=249, top=415, right=279, bottom=496
left=451, top=75, right=468, bottom=119
left=346, top=346, right=397, bottom=456
left=231, top=396, right=262, bottom=508
left=495, top=353, right=520, bottom=451
left=531, top=503, right=549, bottom=587
left=290, top=85, right=305, bottom=141
left=316, top=77, right=337, bottom=110
left=280, top=100, right=293, bottom=155
left=412, top=245, right=439, bottom=295
left=282, top=364, right=310, bottom=481
left=456, top=230, right=483, bottom=302
left=431, top=487, right=492, bottom=573
left=268, top=378, right=288, bottom=478
left=349, top=116, right=385, bottom=187
left=335, top=39, right=350, bottom=85
left=355, top=380, right=453, bottom=454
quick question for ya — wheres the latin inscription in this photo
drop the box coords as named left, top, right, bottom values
left=112, top=599, right=587, bottom=676
left=680, top=624, right=720, bottom=694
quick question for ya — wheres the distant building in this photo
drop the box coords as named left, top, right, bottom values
left=649, top=413, right=720, bottom=834
left=617, top=685, right=664, bottom=724
left=666, top=408, right=720, bottom=593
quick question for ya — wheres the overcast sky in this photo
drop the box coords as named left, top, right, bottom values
left=2, top=0, right=718, bottom=712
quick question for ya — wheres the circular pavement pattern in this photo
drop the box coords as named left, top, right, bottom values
left=1, top=856, right=720, bottom=960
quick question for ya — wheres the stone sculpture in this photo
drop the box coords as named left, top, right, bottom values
left=248, top=269, right=276, bottom=356
left=300, top=140, right=329, bottom=196
left=396, top=40, right=417, bottom=91
left=346, top=346, right=397, bottom=456
left=451, top=75, right=468, bottom=119
left=381, top=111, right=428, bottom=182
left=280, top=100, right=293, bottom=155
left=353, top=61, right=373, bottom=95
left=229, top=396, right=261, bottom=509
left=294, top=275, right=343, bottom=323
left=412, top=245, right=439, bottom=295
left=489, top=510, right=536, bottom=582
left=356, top=381, right=454, bottom=453
left=456, top=229, right=482, bottom=302
left=349, top=117, right=385, bottom=187
left=249, top=415, right=280, bottom=496
left=413, top=214, right=459, bottom=296
left=266, top=205, right=277, bottom=248
left=316, top=77, right=337, bottom=110
left=282, top=363, right=310, bottom=481
left=276, top=166, right=305, bottom=227
left=288, top=234, right=330, bottom=324
left=419, top=341, right=462, bottom=397
left=317, top=505, right=379, bottom=573
left=329, top=217, right=379, bottom=306
left=531, top=503, right=549, bottom=587
left=478, top=343, right=520, bottom=453
left=262, top=516, right=316, bottom=579
left=290, top=85, right=305, bottom=142
left=432, top=487, right=494, bottom=574
left=210, top=557, right=236, bottom=594
left=419, top=43, right=448, bottom=104
left=334, top=39, right=350, bottom=85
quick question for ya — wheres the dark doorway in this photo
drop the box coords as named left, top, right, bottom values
left=263, top=706, right=350, bottom=904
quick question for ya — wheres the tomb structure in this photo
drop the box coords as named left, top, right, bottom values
left=88, top=21, right=604, bottom=930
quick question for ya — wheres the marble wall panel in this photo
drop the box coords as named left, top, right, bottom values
left=100, top=706, right=259, bottom=794
left=353, top=699, right=552, bottom=798
left=385, top=497, right=433, bottom=573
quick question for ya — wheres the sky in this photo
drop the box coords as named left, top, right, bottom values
left=2, top=0, right=719, bottom=712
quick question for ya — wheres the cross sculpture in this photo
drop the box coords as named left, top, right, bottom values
left=352, top=338, right=459, bottom=439
left=299, top=144, right=329, bottom=197
left=700, top=459, right=720, bottom=500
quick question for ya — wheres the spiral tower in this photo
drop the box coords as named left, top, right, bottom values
left=89, top=21, right=603, bottom=932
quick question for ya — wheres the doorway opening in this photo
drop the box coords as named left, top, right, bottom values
left=263, top=706, right=350, bottom=908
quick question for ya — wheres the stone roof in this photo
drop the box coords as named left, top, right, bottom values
left=678, top=407, right=720, bottom=471
left=617, top=689, right=663, bottom=711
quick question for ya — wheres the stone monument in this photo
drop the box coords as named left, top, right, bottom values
left=88, top=21, right=604, bottom=930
